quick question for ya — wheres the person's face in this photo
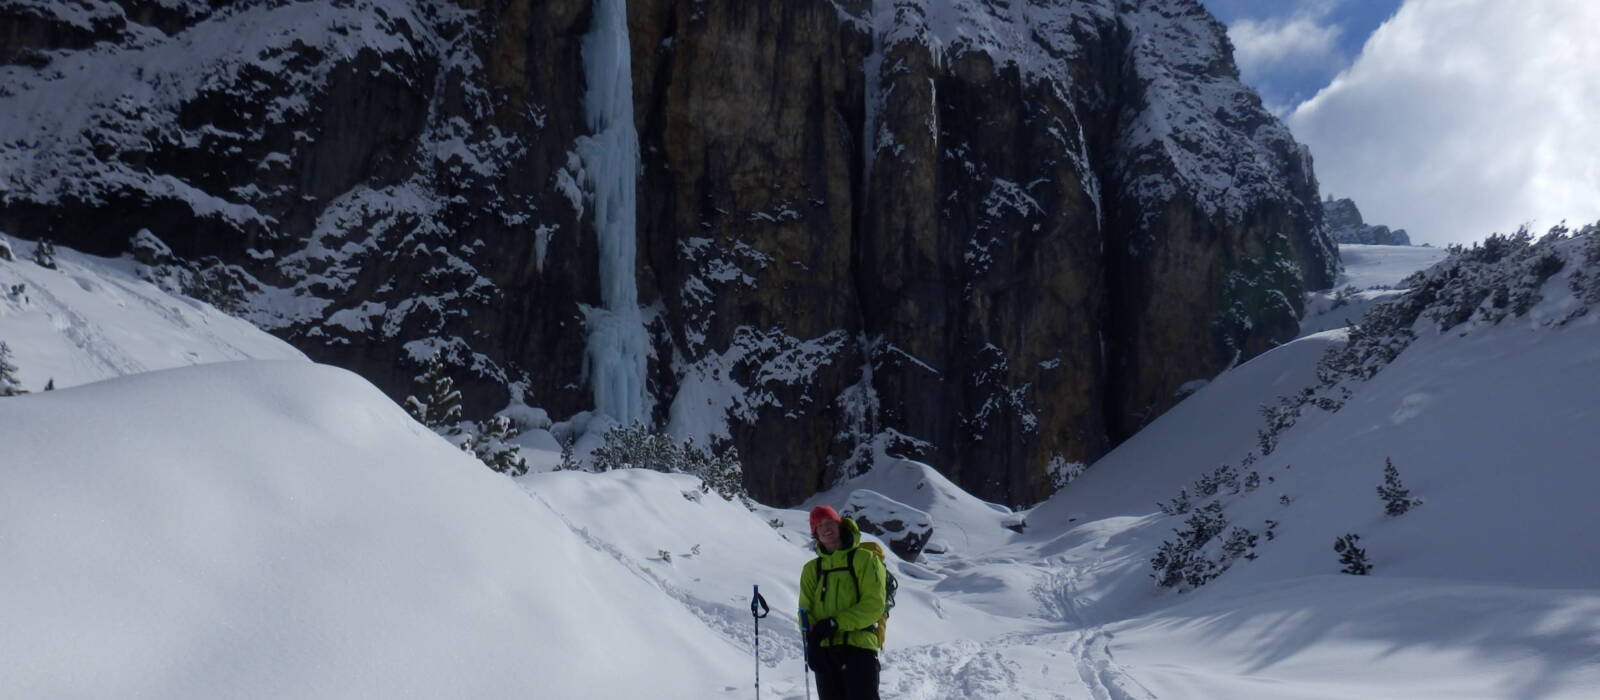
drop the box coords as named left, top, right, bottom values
left=817, top=519, right=842, bottom=551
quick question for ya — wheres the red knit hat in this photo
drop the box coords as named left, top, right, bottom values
left=809, top=505, right=842, bottom=535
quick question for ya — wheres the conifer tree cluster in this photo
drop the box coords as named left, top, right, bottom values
left=403, top=354, right=530, bottom=476
left=0, top=341, right=25, bottom=396
left=1150, top=462, right=1273, bottom=589
left=1377, top=458, right=1423, bottom=517
left=590, top=423, right=747, bottom=501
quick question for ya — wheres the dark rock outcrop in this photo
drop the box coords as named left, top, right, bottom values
left=0, top=0, right=1337, bottom=507
left=1325, top=197, right=1411, bottom=245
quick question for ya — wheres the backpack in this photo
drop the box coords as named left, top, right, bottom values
left=814, top=540, right=899, bottom=648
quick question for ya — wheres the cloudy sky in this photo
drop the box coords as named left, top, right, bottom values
left=1200, top=0, right=1600, bottom=247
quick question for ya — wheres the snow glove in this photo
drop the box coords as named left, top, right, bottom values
left=807, top=617, right=839, bottom=649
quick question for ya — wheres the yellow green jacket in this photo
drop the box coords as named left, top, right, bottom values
left=798, top=517, right=887, bottom=652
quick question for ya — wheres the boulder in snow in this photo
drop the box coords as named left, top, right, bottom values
left=843, top=489, right=933, bottom=562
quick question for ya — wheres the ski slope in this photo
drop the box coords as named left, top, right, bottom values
left=3, top=239, right=1599, bottom=698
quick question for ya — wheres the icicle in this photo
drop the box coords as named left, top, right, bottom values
left=577, top=0, right=649, bottom=425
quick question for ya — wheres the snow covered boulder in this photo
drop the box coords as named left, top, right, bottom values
left=843, top=489, right=933, bottom=562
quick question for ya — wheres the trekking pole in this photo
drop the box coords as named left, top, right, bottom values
left=799, top=608, right=813, bottom=700
left=751, top=585, right=770, bottom=700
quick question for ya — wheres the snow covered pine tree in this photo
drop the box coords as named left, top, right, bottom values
left=0, top=342, right=25, bottom=396
left=463, top=416, right=528, bottom=476
left=1378, top=458, right=1423, bottom=516
left=1335, top=534, right=1372, bottom=575
left=404, top=355, right=463, bottom=433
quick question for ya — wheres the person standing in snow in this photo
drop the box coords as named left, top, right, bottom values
left=800, top=505, right=886, bottom=700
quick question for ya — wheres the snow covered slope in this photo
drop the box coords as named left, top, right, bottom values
left=0, top=233, right=304, bottom=390
left=4, top=234, right=1598, bottom=698
left=1015, top=230, right=1600, bottom=698
left=0, top=362, right=750, bottom=698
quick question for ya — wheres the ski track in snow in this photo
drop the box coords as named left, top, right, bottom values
left=26, top=270, right=151, bottom=377
left=879, top=627, right=1158, bottom=700
left=1069, top=630, right=1159, bottom=700
left=516, top=483, right=804, bottom=668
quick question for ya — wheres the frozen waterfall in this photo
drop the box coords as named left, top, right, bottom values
left=577, top=0, right=649, bottom=426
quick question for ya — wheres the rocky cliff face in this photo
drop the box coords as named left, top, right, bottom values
left=1324, top=197, right=1411, bottom=246
left=0, top=0, right=1336, bottom=506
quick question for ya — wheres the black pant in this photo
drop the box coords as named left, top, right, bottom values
left=810, top=645, right=880, bottom=700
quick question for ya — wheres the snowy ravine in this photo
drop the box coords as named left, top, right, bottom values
left=4, top=236, right=1599, bottom=698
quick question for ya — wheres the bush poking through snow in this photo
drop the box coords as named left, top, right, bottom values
left=31, top=239, right=57, bottom=269
left=1157, top=488, right=1192, bottom=516
left=1377, top=458, right=1422, bottom=517
left=404, top=355, right=463, bottom=434
left=0, top=342, right=25, bottom=396
left=1335, top=534, right=1372, bottom=575
left=1151, top=502, right=1231, bottom=589
left=1329, top=285, right=1358, bottom=309
left=590, top=423, right=747, bottom=501
left=1222, top=527, right=1259, bottom=561
left=1196, top=464, right=1240, bottom=496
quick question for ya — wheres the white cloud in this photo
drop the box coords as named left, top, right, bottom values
left=1289, top=0, right=1600, bottom=245
left=1230, top=13, right=1343, bottom=74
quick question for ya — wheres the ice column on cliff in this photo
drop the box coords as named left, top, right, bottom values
left=578, top=0, right=649, bottom=425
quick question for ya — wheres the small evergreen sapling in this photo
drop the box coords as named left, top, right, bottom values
left=1334, top=534, right=1372, bottom=575
left=555, top=436, right=577, bottom=471
left=0, top=341, right=25, bottom=396
left=404, top=355, right=463, bottom=433
left=1377, top=458, right=1422, bottom=516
